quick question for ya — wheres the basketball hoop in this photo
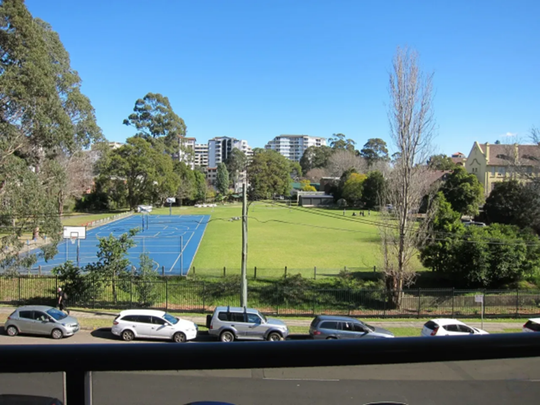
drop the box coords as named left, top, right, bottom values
left=70, top=232, right=78, bottom=245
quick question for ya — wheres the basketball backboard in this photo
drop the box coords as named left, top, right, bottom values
left=63, top=226, right=86, bottom=240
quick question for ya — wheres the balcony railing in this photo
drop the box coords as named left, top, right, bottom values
left=1, top=334, right=539, bottom=404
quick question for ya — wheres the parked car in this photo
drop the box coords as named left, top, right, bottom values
left=4, top=305, right=79, bottom=339
left=421, top=319, right=489, bottom=337
left=309, top=315, right=394, bottom=339
left=112, top=309, right=197, bottom=342
left=207, top=306, right=289, bottom=342
left=523, top=318, right=540, bottom=332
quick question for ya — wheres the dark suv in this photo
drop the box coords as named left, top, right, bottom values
left=207, top=306, right=289, bottom=342
left=309, top=315, right=394, bottom=340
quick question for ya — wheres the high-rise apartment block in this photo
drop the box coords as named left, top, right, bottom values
left=265, top=135, right=326, bottom=162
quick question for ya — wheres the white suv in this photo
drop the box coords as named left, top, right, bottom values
left=421, top=319, right=489, bottom=337
left=112, top=309, right=197, bottom=342
left=523, top=318, right=540, bottom=332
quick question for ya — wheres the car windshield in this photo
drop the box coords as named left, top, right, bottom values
left=257, top=311, right=267, bottom=322
left=46, top=308, right=67, bottom=321
left=163, top=313, right=178, bottom=325
left=362, top=322, right=375, bottom=332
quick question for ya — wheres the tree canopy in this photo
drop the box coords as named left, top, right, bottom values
left=299, top=145, right=333, bottom=173
left=216, top=163, right=230, bottom=195
left=329, top=133, right=356, bottom=153
left=360, top=138, right=389, bottom=167
left=247, top=150, right=291, bottom=200
left=427, top=154, right=457, bottom=170
left=0, top=0, right=101, bottom=272
left=342, top=173, right=367, bottom=206
left=440, top=167, right=484, bottom=216
left=362, top=171, right=386, bottom=209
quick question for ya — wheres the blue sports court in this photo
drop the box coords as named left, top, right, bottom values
left=31, top=215, right=210, bottom=275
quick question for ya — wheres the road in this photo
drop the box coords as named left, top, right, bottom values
left=0, top=331, right=539, bottom=404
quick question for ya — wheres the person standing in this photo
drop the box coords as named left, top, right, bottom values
left=57, top=287, right=70, bottom=315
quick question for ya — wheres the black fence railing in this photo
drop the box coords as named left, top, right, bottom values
left=2, top=275, right=540, bottom=317
left=2, top=334, right=540, bottom=404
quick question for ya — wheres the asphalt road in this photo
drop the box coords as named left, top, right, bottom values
left=1, top=330, right=539, bottom=404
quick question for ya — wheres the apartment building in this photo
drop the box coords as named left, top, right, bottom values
left=194, top=143, right=209, bottom=168
left=265, top=135, right=326, bottom=162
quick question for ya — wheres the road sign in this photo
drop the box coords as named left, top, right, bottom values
left=475, top=295, right=484, bottom=303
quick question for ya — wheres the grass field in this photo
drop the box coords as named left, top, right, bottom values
left=148, top=203, right=423, bottom=276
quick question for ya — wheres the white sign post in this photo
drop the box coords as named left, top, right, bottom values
left=166, top=197, right=176, bottom=216
left=475, top=294, right=484, bottom=329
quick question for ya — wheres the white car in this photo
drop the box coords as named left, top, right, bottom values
left=421, top=319, right=489, bottom=337
left=112, top=309, right=197, bottom=343
left=523, top=318, right=540, bottom=333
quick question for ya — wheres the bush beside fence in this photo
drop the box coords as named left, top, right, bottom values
left=1, top=276, right=540, bottom=318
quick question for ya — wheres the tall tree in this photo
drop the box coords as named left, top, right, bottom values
left=326, top=149, right=366, bottom=177
left=105, top=137, right=180, bottom=210
left=440, top=167, right=484, bottom=216
left=427, top=154, right=457, bottom=170
left=362, top=171, right=386, bottom=209
left=174, top=161, right=196, bottom=205
left=329, top=133, right=356, bottom=153
left=342, top=173, right=367, bottom=206
left=225, top=148, right=247, bottom=190
left=360, top=138, right=390, bottom=168
left=247, top=150, right=291, bottom=200
left=123, top=92, right=187, bottom=153
left=288, top=161, right=302, bottom=180
left=382, top=47, right=435, bottom=307
left=299, top=145, right=333, bottom=173
left=216, top=163, right=230, bottom=195
left=0, top=0, right=101, bottom=272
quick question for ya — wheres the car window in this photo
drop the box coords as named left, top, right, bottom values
left=230, top=313, right=245, bottom=322
left=353, top=323, right=366, bottom=332
left=121, top=315, right=136, bottom=322
left=341, top=322, right=354, bottom=331
left=163, top=313, right=178, bottom=325
left=424, top=321, right=439, bottom=330
left=136, top=315, right=153, bottom=324
left=19, top=311, right=34, bottom=320
left=257, top=311, right=267, bottom=322
left=47, top=308, right=67, bottom=320
left=459, top=325, right=473, bottom=333
left=320, top=321, right=339, bottom=330
left=35, top=311, right=49, bottom=322
left=445, top=324, right=460, bottom=332
left=247, top=314, right=261, bottom=323
left=525, top=321, right=540, bottom=331
left=152, top=316, right=166, bottom=325
left=217, top=312, right=228, bottom=321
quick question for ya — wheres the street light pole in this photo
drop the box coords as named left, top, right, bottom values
left=241, top=183, right=248, bottom=307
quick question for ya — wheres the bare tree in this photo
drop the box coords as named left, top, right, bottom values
left=305, top=167, right=330, bottom=183
left=381, top=47, right=435, bottom=308
left=326, top=150, right=367, bottom=177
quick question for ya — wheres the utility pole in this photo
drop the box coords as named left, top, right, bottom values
left=241, top=183, right=248, bottom=307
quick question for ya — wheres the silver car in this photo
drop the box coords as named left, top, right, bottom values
left=207, top=306, right=289, bottom=342
left=4, top=305, right=80, bottom=339
left=309, top=315, right=394, bottom=339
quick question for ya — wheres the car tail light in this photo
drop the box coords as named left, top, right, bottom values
left=430, top=327, right=439, bottom=336
left=7, top=316, right=11, bottom=320
left=209, top=324, right=213, bottom=330
left=113, top=321, right=119, bottom=326
left=312, top=330, right=321, bottom=335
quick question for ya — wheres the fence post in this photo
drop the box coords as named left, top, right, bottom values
left=38, top=266, right=42, bottom=276
left=348, top=289, right=352, bottom=316
left=314, top=267, right=316, bottom=280
left=202, top=281, right=206, bottom=312
left=451, top=288, right=455, bottom=317
left=193, top=266, right=196, bottom=276
left=383, top=290, right=387, bottom=318
left=483, top=288, right=486, bottom=319
left=162, top=266, right=165, bottom=276
left=223, top=267, right=226, bottom=277
left=92, top=276, right=96, bottom=309
left=276, top=284, right=279, bottom=315
left=284, top=266, right=287, bottom=277
left=18, top=276, right=21, bottom=304
left=373, top=266, right=376, bottom=273
left=254, top=267, right=257, bottom=279
left=417, top=288, right=421, bottom=318
left=165, top=278, right=168, bottom=311
left=129, top=277, right=133, bottom=309
left=516, top=288, right=519, bottom=318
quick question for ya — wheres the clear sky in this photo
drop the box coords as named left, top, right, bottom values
left=25, top=0, right=540, bottom=156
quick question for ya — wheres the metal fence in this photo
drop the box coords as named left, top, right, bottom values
left=2, top=275, right=540, bottom=318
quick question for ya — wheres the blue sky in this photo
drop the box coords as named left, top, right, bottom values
left=26, top=0, right=540, bottom=156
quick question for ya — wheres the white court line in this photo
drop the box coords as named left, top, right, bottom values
left=168, top=231, right=195, bottom=273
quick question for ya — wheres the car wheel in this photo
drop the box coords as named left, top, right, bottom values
left=122, top=329, right=135, bottom=341
left=220, top=330, right=235, bottom=342
left=6, top=326, right=18, bottom=336
left=326, top=336, right=337, bottom=340
left=267, top=332, right=283, bottom=341
left=173, top=332, right=187, bottom=343
left=51, top=329, right=63, bottom=340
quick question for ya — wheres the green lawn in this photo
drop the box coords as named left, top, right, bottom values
left=151, top=203, right=422, bottom=276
